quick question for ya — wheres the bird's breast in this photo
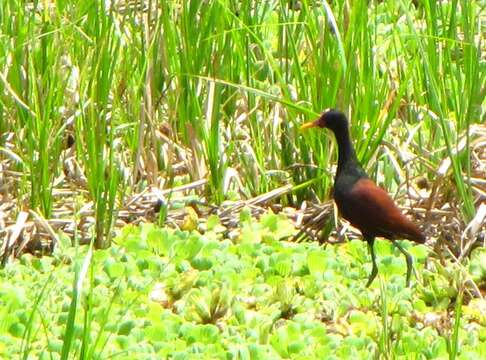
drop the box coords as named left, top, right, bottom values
left=333, top=176, right=360, bottom=224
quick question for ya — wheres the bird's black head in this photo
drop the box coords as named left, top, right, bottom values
left=300, top=109, right=349, bottom=133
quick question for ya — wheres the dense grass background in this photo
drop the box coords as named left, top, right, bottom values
left=0, top=0, right=485, bottom=358
left=0, top=0, right=483, bottom=248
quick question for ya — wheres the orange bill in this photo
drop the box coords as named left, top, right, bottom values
left=300, top=120, right=318, bottom=130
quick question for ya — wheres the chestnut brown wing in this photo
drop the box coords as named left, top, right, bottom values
left=340, top=179, right=425, bottom=243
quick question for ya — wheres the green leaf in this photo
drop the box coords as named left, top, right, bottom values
left=103, top=258, right=125, bottom=279
left=118, top=225, right=145, bottom=252
left=274, top=260, right=292, bottom=277
left=206, top=214, right=220, bottom=231
left=115, top=335, right=131, bottom=350
left=199, top=324, right=220, bottom=344
left=375, top=239, right=393, bottom=256
left=118, top=320, right=136, bottom=335
left=239, top=224, right=262, bottom=244
left=145, top=324, right=168, bottom=342
left=147, top=228, right=176, bottom=256
left=409, top=244, right=429, bottom=261
left=239, top=207, right=252, bottom=224
left=307, top=250, right=328, bottom=276
left=172, top=234, right=203, bottom=260
left=191, top=256, right=213, bottom=270
left=8, top=323, right=25, bottom=338
left=469, top=248, right=486, bottom=282
left=261, top=212, right=278, bottom=231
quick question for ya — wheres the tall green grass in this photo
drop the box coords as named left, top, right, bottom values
left=0, top=0, right=483, bottom=242
left=1, top=1, right=65, bottom=217
left=72, top=2, right=122, bottom=248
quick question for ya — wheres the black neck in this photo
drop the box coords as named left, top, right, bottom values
left=333, top=127, right=358, bottom=175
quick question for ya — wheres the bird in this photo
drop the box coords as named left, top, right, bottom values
left=300, top=109, right=425, bottom=287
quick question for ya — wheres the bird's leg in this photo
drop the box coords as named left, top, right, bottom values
left=365, top=237, right=378, bottom=287
left=393, top=241, right=413, bottom=287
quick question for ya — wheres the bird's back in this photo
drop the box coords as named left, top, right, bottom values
left=334, top=173, right=425, bottom=243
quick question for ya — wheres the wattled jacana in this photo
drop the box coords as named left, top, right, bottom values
left=301, top=110, right=425, bottom=287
